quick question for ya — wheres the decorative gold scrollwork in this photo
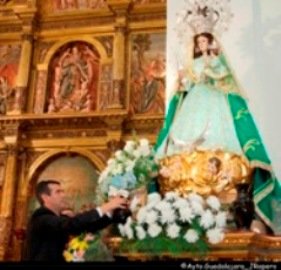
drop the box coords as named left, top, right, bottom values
left=158, top=149, right=252, bottom=202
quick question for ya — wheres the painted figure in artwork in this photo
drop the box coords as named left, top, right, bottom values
left=131, top=34, right=166, bottom=114
left=139, top=64, right=165, bottom=113
left=155, top=0, right=281, bottom=235
left=0, top=44, right=21, bottom=114
left=58, top=46, right=88, bottom=99
left=48, top=42, right=100, bottom=113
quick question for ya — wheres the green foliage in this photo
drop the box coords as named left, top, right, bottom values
left=119, top=234, right=208, bottom=257
left=84, top=236, right=114, bottom=262
left=133, top=156, right=159, bottom=187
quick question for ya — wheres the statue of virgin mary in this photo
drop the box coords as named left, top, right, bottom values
left=154, top=0, right=281, bottom=235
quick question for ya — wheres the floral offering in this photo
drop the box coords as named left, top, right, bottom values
left=117, top=192, right=227, bottom=255
left=98, top=138, right=158, bottom=199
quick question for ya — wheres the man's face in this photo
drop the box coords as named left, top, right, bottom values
left=42, top=183, right=68, bottom=214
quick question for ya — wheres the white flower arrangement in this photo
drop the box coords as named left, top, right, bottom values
left=98, top=138, right=158, bottom=199
left=117, top=192, right=227, bottom=255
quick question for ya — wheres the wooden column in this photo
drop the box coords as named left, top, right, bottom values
left=107, top=0, right=131, bottom=109
left=113, top=24, right=126, bottom=82
left=10, top=149, right=28, bottom=261
left=0, top=123, right=19, bottom=260
left=6, top=34, right=33, bottom=116
left=9, top=3, right=36, bottom=115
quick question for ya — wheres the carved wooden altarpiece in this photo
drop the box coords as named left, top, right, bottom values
left=0, top=0, right=165, bottom=260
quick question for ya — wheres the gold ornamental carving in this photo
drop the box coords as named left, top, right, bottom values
left=0, top=143, right=18, bottom=217
left=107, top=0, right=131, bottom=16
left=94, top=149, right=111, bottom=165
left=5, top=143, right=18, bottom=156
left=0, top=0, right=166, bottom=261
left=2, top=121, right=20, bottom=145
left=106, top=231, right=281, bottom=262
left=106, top=139, right=122, bottom=153
left=158, top=149, right=252, bottom=202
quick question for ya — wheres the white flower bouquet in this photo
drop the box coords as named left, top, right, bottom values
left=98, top=138, right=159, bottom=199
left=117, top=192, right=227, bottom=255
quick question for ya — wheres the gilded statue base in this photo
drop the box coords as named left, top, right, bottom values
left=158, top=149, right=252, bottom=203
left=107, top=232, right=281, bottom=261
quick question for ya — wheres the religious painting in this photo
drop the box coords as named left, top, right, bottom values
left=53, top=0, right=107, bottom=12
left=0, top=44, right=21, bottom=114
left=46, top=41, right=100, bottom=113
left=28, top=155, right=100, bottom=215
left=130, top=33, right=166, bottom=115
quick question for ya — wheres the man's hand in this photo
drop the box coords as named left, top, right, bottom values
left=100, top=196, right=128, bottom=216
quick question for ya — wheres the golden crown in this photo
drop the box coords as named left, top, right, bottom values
left=175, top=0, right=233, bottom=38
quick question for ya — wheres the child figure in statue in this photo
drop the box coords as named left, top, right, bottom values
left=155, top=1, right=281, bottom=235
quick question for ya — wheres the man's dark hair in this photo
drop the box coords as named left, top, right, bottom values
left=35, top=180, right=60, bottom=206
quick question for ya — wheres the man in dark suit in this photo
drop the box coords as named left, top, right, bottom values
left=23, top=179, right=128, bottom=262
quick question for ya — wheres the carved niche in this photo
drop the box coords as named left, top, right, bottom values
left=46, top=41, right=101, bottom=113
left=28, top=153, right=102, bottom=213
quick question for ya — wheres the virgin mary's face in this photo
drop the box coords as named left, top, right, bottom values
left=197, top=35, right=209, bottom=53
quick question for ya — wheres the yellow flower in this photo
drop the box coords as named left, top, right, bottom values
left=69, top=237, right=89, bottom=251
left=63, top=250, right=73, bottom=262
left=64, top=234, right=96, bottom=262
